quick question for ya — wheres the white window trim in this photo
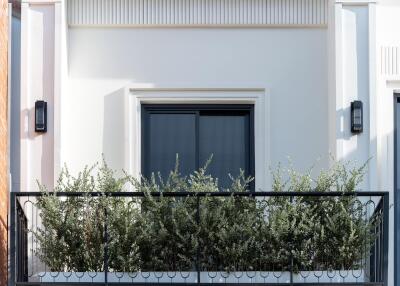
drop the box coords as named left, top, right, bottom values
left=124, top=87, right=271, bottom=192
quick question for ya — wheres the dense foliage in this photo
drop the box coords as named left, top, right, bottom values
left=33, top=159, right=379, bottom=273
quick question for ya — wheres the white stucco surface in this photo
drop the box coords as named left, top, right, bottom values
left=64, top=27, right=329, bottom=181
left=338, top=5, right=371, bottom=189
left=20, top=4, right=55, bottom=192
left=13, top=1, right=400, bottom=285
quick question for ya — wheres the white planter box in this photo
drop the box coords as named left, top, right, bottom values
left=33, top=270, right=366, bottom=284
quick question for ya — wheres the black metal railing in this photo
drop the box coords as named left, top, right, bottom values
left=9, top=191, right=389, bottom=286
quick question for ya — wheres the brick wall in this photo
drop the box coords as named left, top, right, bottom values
left=0, top=1, right=8, bottom=286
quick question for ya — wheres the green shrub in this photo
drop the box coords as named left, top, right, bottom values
left=33, top=159, right=378, bottom=273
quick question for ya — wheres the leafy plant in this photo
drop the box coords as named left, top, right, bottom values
left=33, top=158, right=379, bottom=273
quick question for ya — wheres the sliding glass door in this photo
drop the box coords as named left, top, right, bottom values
left=141, top=104, right=255, bottom=190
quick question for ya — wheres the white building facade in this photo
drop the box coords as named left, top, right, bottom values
left=10, top=0, right=400, bottom=285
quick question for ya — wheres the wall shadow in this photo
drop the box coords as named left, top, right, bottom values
left=103, top=88, right=126, bottom=172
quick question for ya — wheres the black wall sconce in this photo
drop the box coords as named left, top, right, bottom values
left=351, top=100, right=363, bottom=134
left=35, top=100, right=47, bottom=133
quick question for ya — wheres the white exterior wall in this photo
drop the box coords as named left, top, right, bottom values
left=16, top=0, right=400, bottom=284
left=65, top=27, right=329, bottom=184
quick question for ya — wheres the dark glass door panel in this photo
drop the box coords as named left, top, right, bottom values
left=199, top=112, right=249, bottom=189
left=144, top=113, right=196, bottom=180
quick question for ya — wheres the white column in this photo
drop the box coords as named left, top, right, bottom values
left=330, top=0, right=376, bottom=191
left=330, top=2, right=394, bottom=284
left=20, top=0, right=62, bottom=191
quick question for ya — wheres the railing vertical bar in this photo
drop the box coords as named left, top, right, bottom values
left=196, top=195, right=200, bottom=284
left=9, top=192, right=16, bottom=286
left=376, top=221, right=379, bottom=282
left=104, top=205, right=108, bottom=285
left=289, top=195, right=293, bottom=286
left=382, top=193, right=389, bottom=286
left=379, top=208, right=383, bottom=282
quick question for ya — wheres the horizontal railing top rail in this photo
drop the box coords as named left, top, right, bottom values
left=11, top=191, right=390, bottom=197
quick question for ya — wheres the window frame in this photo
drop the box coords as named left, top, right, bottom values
left=141, top=104, right=255, bottom=190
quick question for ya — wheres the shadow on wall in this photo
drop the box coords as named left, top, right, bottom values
left=335, top=104, right=373, bottom=191
left=103, top=88, right=126, bottom=172
left=21, top=107, right=54, bottom=190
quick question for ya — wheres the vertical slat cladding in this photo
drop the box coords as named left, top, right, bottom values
left=380, top=46, right=400, bottom=76
left=73, top=0, right=77, bottom=24
left=261, top=0, right=265, bottom=24
left=278, top=0, right=281, bottom=24
left=395, top=47, right=398, bottom=75
left=225, top=0, right=227, bottom=24
left=391, top=46, right=394, bottom=75
left=396, top=46, right=399, bottom=75
left=283, top=0, right=286, bottom=24
left=67, top=0, right=71, bottom=24
left=153, top=0, right=156, bottom=24
left=293, top=0, right=296, bottom=24
left=67, top=0, right=328, bottom=26
left=224, top=0, right=227, bottom=24
left=113, top=0, right=116, bottom=24
left=110, top=0, right=113, bottom=24
left=114, top=0, right=118, bottom=25
left=177, top=0, right=182, bottom=24
left=95, top=0, right=98, bottom=24
left=189, top=0, right=192, bottom=25
left=105, top=0, right=108, bottom=24
left=89, top=0, right=92, bottom=24
left=85, top=0, right=93, bottom=24
left=108, top=0, right=111, bottom=24
left=101, top=0, right=105, bottom=24
left=304, top=0, right=312, bottom=24
left=273, top=0, right=276, bottom=24
left=386, top=47, right=389, bottom=75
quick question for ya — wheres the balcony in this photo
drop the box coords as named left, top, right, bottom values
left=9, top=191, right=388, bottom=286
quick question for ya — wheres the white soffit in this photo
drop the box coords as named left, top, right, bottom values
left=67, top=0, right=329, bottom=27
